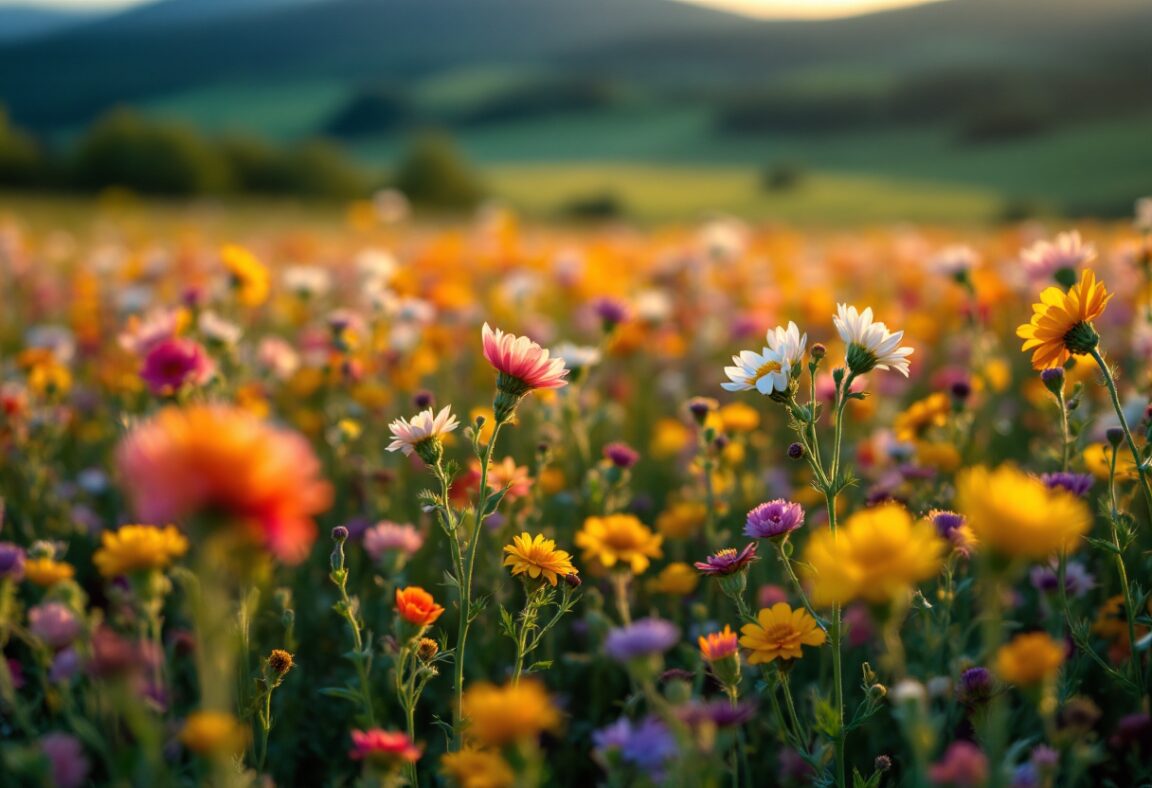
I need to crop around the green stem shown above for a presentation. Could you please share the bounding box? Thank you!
[1106,440,1148,701]
[1089,347,1152,513]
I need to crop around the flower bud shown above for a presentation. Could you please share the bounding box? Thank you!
[266,649,294,678]
[1106,427,1124,448]
[811,343,826,361]
[787,442,805,460]
[1040,367,1065,396]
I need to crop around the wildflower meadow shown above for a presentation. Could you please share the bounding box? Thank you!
[3,199,1152,788]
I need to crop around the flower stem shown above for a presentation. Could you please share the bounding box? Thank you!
[1089,347,1152,513]
[1106,440,1148,701]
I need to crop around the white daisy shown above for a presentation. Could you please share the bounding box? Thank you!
[386,406,460,458]
[552,342,602,372]
[930,245,980,277]
[766,321,807,368]
[833,304,913,377]
[722,346,788,394]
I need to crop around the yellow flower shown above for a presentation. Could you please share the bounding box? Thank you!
[649,562,700,595]
[440,749,515,788]
[717,402,760,433]
[23,558,75,587]
[995,632,1064,686]
[93,524,189,578]
[502,532,577,586]
[914,441,961,472]
[656,501,708,539]
[650,418,691,459]
[1083,443,1139,481]
[28,361,72,397]
[955,465,1092,558]
[179,711,251,756]
[1017,268,1111,369]
[739,603,825,664]
[460,680,561,747]
[221,244,269,307]
[893,392,950,442]
[575,514,663,575]
[803,503,946,607]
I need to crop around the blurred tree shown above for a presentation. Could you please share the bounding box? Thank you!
[72,108,231,195]
[392,130,484,210]
[324,85,416,138]
[0,107,45,187]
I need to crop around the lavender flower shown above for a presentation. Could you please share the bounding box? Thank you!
[604,618,680,662]
[0,542,25,581]
[593,716,678,780]
[957,667,993,707]
[929,510,966,539]
[1030,559,1095,598]
[1040,472,1094,498]
[363,521,424,562]
[744,499,804,539]
[694,543,758,576]
[679,698,757,728]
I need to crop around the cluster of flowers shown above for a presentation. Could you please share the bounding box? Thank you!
[1,198,1152,786]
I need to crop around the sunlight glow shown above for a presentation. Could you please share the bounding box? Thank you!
[682,0,941,19]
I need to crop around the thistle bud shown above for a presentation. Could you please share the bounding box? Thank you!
[266,649,294,678]
[1106,426,1124,448]
[787,442,805,460]
[1040,367,1065,396]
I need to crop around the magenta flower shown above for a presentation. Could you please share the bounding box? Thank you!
[603,441,640,469]
[929,741,988,788]
[694,543,758,576]
[744,500,804,539]
[139,337,215,396]
[40,733,90,788]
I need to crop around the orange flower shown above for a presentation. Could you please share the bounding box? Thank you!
[698,625,739,662]
[115,405,332,564]
[395,586,444,626]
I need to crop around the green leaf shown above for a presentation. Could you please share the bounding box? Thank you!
[529,660,553,672]
[319,687,363,703]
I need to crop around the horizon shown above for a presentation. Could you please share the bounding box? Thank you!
[1,0,941,20]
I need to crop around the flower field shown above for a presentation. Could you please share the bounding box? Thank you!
[2,198,1152,787]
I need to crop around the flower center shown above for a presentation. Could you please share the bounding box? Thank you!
[761,623,795,643]
[746,360,781,386]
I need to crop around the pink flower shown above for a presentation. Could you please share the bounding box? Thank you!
[349,729,422,764]
[29,603,81,651]
[929,741,988,787]
[40,733,90,788]
[363,522,424,562]
[482,323,568,393]
[1019,231,1096,283]
[139,338,215,396]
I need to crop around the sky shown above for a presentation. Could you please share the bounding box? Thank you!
[2,0,939,17]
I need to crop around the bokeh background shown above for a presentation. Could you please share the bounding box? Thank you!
[0,0,1149,223]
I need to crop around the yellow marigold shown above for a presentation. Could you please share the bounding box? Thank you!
[460,680,561,747]
[914,441,961,472]
[502,532,577,586]
[648,562,700,595]
[23,558,75,587]
[955,465,1091,558]
[739,603,825,664]
[802,503,946,607]
[893,392,950,442]
[440,749,515,788]
[656,501,707,539]
[575,514,663,575]
[996,632,1064,686]
[179,711,250,755]
[1017,268,1111,369]
[221,244,269,307]
[93,524,189,578]
[28,361,72,397]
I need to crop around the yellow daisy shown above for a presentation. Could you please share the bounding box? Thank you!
[1017,268,1111,370]
[93,524,189,578]
[739,603,825,664]
[502,532,577,586]
[575,514,663,575]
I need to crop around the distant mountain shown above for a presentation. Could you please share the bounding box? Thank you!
[0,0,745,128]
[0,4,101,43]
[0,0,1147,131]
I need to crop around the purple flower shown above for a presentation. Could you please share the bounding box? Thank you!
[40,733,90,788]
[139,337,215,396]
[593,716,678,779]
[694,543,758,576]
[591,297,631,328]
[744,499,804,539]
[1041,472,1094,498]
[49,648,82,683]
[0,542,26,581]
[679,698,757,728]
[1030,559,1095,598]
[603,442,640,470]
[929,510,966,539]
[28,603,81,651]
[1110,712,1152,750]
[957,667,993,707]
[605,618,680,662]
